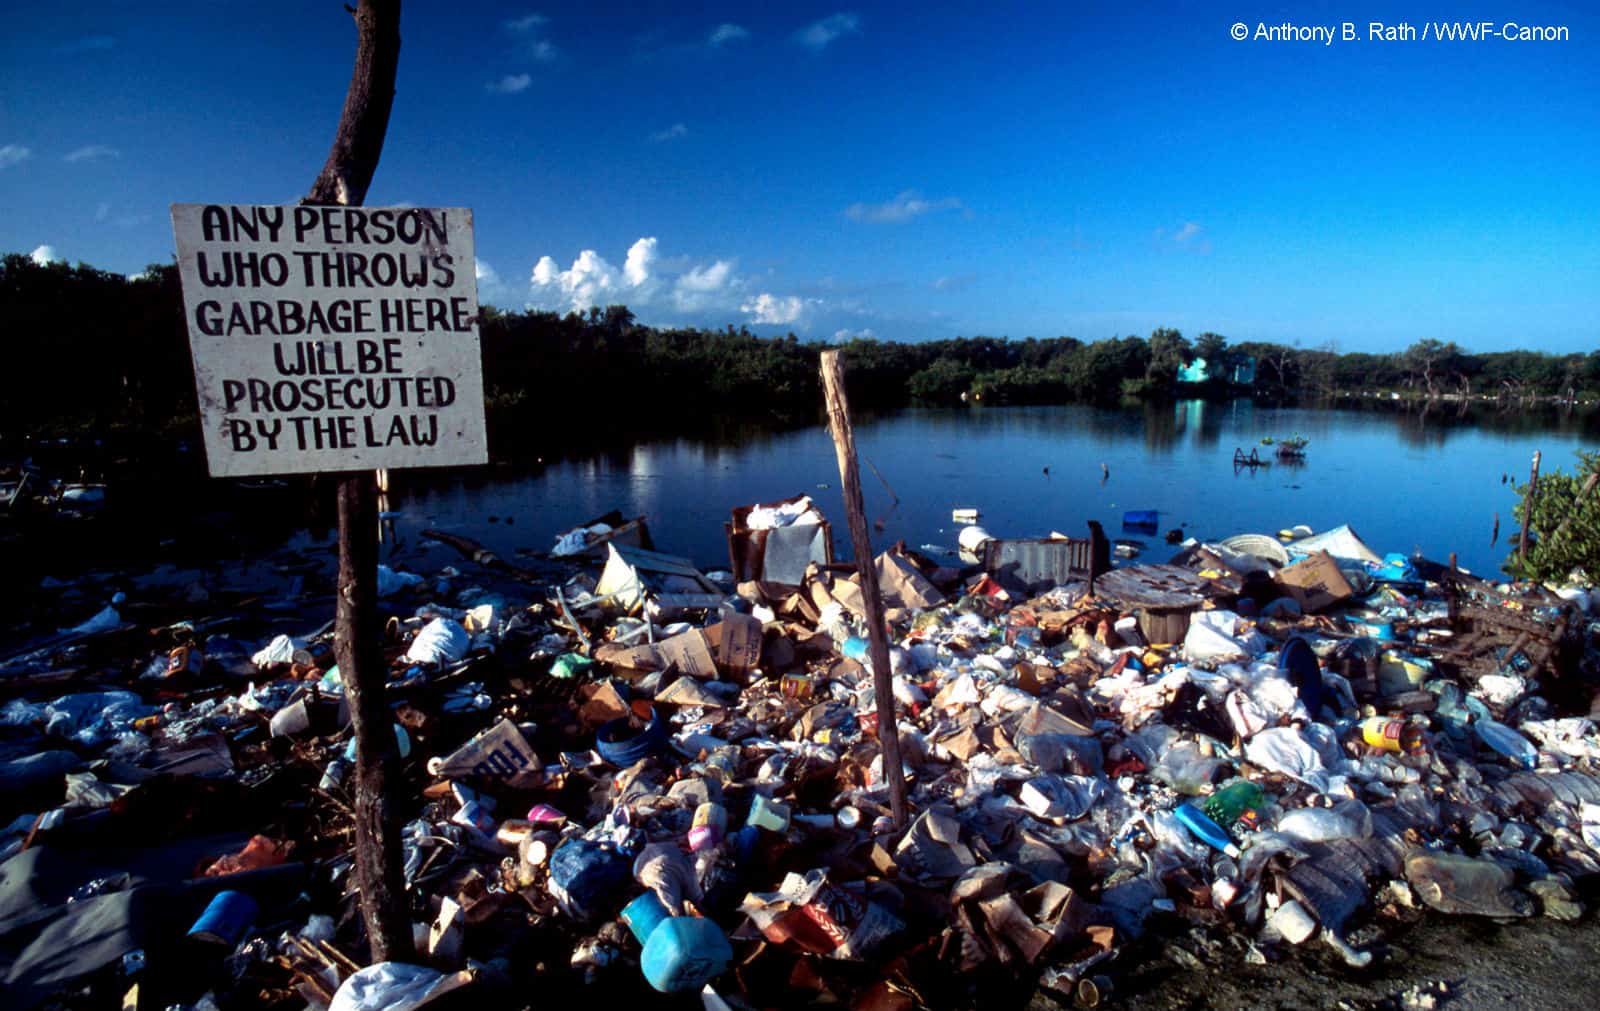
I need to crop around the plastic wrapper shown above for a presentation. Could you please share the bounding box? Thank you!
[405,617,471,665]
[1275,799,1372,842]
[329,963,471,1011]
[1244,726,1330,793]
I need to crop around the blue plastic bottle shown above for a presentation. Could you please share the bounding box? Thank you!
[1173,803,1241,858]
[621,892,732,993]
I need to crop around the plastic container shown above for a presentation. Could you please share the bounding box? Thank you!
[1173,802,1241,858]
[1360,716,1426,754]
[746,794,790,833]
[621,892,733,993]
[1201,779,1265,836]
[595,707,667,766]
[1277,635,1324,714]
[688,802,726,852]
[188,890,258,946]
[1475,719,1539,769]
[1122,510,1159,531]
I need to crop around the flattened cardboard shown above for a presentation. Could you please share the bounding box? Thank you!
[656,676,724,707]
[714,612,764,677]
[1275,550,1354,614]
[578,681,631,727]
[877,551,944,609]
[594,641,664,672]
[657,628,718,679]
[434,719,540,787]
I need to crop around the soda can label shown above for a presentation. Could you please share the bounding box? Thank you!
[1362,718,1405,751]
[167,646,203,676]
[781,674,816,700]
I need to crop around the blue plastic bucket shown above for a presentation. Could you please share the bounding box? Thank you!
[1122,510,1159,531]
[595,707,667,766]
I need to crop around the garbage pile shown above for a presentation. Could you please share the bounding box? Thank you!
[2,503,1599,1010]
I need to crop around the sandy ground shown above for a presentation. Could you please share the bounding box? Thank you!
[1029,909,1599,1011]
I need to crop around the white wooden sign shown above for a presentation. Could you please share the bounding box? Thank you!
[170,203,488,477]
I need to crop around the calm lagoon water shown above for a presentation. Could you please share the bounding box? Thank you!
[384,401,1597,579]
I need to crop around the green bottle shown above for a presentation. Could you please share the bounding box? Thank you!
[1202,779,1266,838]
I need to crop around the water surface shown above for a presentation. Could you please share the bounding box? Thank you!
[384,401,1596,579]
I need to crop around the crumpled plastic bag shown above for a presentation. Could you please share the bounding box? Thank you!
[2,691,156,747]
[1183,610,1266,662]
[633,842,702,915]
[1245,726,1329,793]
[1018,774,1106,820]
[1276,799,1372,842]
[377,564,425,597]
[252,634,299,668]
[405,618,470,665]
[62,603,122,636]
[328,962,472,1011]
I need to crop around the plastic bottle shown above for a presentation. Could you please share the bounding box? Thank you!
[1475,719,1538,769]
[1201,779,1266,837]
[1360,716,1427,755]
[1172,803,1241,858]
[620,892,733,993]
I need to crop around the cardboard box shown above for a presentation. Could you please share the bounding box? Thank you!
[656,627,718,679]
[1275,550,1354,613]
[710,612,763,678]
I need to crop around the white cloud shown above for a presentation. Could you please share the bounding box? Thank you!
[708,23,750,47]
[530,237,821,328]
[623,237,657,287]
[833,327,876,342]
[1154,221,1212,254]
[845,190,962,224]
[64,144,119,163]
[30,245,61,265]
[504,13,558,61]
[650,123,688,142]
[796,12,860,51]
[476,258,518,306]
[93,202,148,228]
[677,260,732,293]
[672,259,734,310]
[931,273,976,292]
[742,293,811,325]
[487,74,532,94]
[505,14,546,32]
[0,144,32,169]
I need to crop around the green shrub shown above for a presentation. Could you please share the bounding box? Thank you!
[1504,449,1600,584]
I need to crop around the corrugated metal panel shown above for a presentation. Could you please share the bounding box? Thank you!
[982,538,1091,592]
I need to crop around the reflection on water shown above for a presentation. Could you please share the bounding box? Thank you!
[385,401,1597,579]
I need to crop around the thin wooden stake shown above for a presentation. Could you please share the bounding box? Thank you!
[1518,450,1541,568]
[819,350,908,828]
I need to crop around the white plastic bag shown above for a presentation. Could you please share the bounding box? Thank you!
[1245,726,1329,793]
[405,618,470,665]
[1183,610,1266,662]
[329,962,469,1011]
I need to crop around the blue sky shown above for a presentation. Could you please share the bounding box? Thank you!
[2,2,1596,352]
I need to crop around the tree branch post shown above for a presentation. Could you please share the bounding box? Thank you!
[819,350,909,828]
[309,0,413,964]
[1518,449,1541,570]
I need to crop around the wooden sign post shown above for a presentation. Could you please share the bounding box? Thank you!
[166,0,483,964]
[819,350,908,828]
